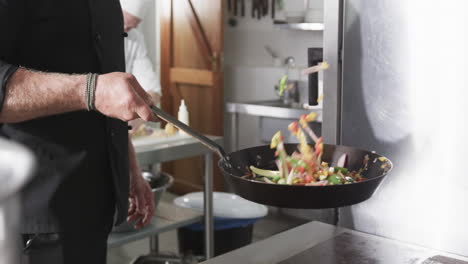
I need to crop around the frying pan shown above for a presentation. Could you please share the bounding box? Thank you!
[151,107,392,209]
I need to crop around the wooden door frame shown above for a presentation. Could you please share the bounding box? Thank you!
[161,0,224,134]
[160,0,224,193]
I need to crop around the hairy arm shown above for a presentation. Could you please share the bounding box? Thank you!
[0,0,156,124]
[0,68,86,123]
[127,135,155,228]
[0,67,157,124]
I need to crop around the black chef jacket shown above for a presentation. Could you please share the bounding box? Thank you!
[0,0,130,233]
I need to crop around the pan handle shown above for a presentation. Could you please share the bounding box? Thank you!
[151,106,227,160]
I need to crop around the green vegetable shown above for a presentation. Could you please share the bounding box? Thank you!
[334,167,349,174]
[328,174,343,185]
[263,177,275,184]
[250,166,281,179]
[286,157,307,168]
[277,178,286,185]
[278,75,288,96]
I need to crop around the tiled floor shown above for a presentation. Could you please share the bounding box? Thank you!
[107,193,307,264]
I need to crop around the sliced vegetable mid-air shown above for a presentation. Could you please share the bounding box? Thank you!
[248,112,366,186]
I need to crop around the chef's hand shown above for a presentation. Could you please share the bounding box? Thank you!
[123,10,142,32]
[128,118,146,135]
[128,172,155,229]
[127,135,155,228]
[94,72,158,123]
[128,92,161,134]
[127,172,154,228]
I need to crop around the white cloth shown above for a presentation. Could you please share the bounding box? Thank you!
[120,0,151,19]
[124,29,161,94]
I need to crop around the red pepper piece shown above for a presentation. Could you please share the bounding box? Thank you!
[296,166,305,174]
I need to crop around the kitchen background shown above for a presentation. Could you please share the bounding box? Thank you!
[141,0,332,222]
[138,0,468,258]
[106,2,328,262]
[139,0,329,221]
[223,0,323,151]
[3,0,468,262]
[140,0,323,149]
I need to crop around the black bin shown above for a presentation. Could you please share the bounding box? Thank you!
[177,218,257,257]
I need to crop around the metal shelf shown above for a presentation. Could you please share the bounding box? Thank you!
[109,135,223,259]
[273,21,324,31]
[108,202,202,248]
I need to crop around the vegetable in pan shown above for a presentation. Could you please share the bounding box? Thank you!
[249,112,367,186]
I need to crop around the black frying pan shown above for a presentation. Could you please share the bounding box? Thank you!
[151,107,392,209]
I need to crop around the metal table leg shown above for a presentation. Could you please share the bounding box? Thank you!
[204,153,214,259]
[230,113,239,152]
[149,235,159,254]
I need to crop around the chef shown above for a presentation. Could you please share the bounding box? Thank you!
[121,0,162,132]
[0,1,156,263]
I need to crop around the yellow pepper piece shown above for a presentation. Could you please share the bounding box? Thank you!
[317,94,324,103]
[305,112,318,122]
[299,112,318,128]
[321,61,329,70]
[270,131,283,149]
[378,157,387,162]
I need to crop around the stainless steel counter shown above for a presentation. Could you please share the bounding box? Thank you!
[108,202,202,248]
[226,100,322,121]
[134,135,223,166]
[202,221,468,264]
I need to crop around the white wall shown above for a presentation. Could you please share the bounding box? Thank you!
[139,0,160,80]
[224,0,323,68]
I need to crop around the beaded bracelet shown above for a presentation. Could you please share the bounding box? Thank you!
[85,73,98,111]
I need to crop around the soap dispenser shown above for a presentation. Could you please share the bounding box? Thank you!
[178,99,189,136]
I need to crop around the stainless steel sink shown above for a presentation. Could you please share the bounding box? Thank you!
[226,100,322,119]
[243,100,311,110]
[252,100,294,107]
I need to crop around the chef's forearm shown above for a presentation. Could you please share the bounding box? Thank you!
[128,135,141,178]
[0,68,86,123]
